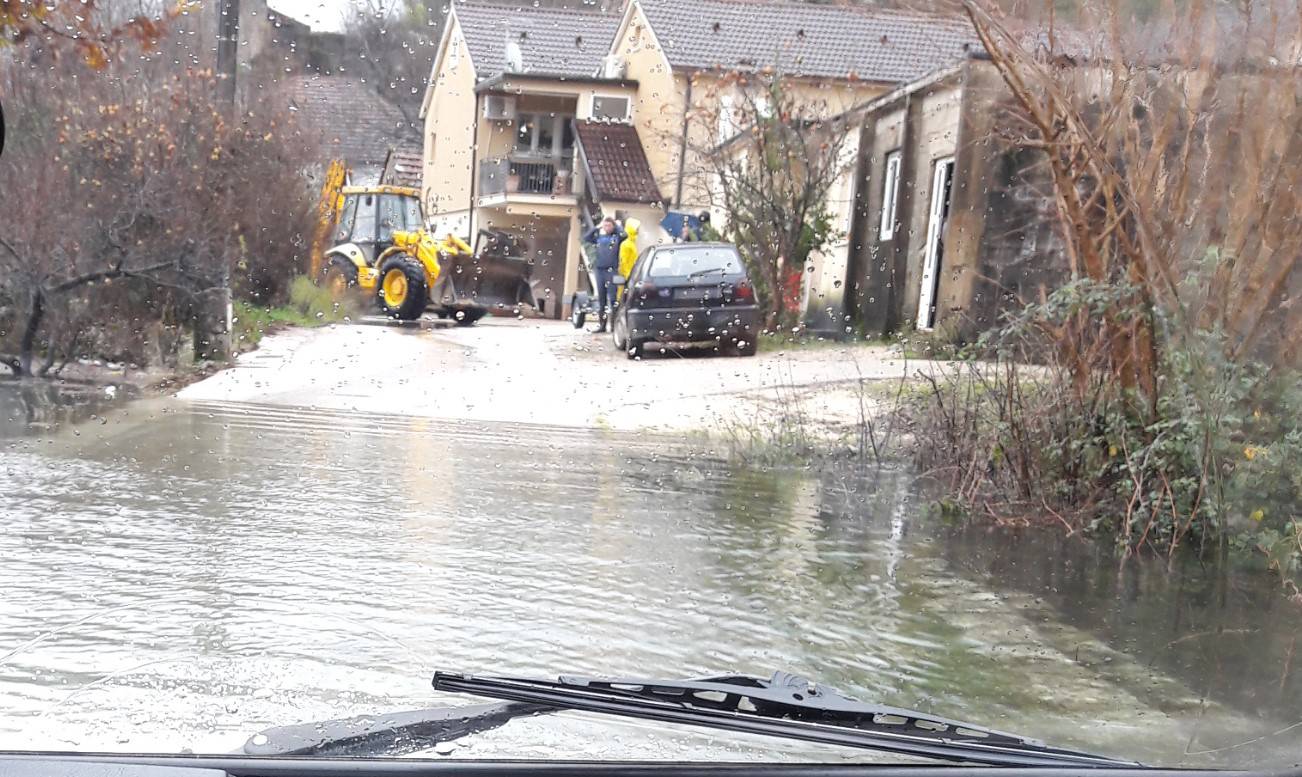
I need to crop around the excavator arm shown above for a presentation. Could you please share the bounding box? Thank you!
[310,159,349,279]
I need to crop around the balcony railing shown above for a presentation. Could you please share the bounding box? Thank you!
[479,156,575,198]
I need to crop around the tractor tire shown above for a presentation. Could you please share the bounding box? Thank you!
[453,308,486,327]
[376,255,428,321]
[320,256,359,300]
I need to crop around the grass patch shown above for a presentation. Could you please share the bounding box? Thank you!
[757,329,892,353]
[233,276,351,349]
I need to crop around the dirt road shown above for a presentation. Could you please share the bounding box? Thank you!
[178,318,919,435]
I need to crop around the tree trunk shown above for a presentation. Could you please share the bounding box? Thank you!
[192,285,233,362]
[16,289,45,378]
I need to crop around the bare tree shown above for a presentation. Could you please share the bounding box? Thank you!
[951,0,1301,412]
[344,0,442,131]
[0,31,319,376]
[689,72,856,330]
[911,0,1301,561]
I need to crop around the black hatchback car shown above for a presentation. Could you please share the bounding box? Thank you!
[611,242,760,359]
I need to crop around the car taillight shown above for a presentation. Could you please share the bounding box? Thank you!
[733,281,755,301]
[636,282,658,305]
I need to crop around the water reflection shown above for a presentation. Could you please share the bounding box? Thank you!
[0,401,1295,768]
[936,521,1302,721]
[0,380,134,439]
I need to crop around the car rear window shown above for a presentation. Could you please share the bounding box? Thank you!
[647,247,744,278]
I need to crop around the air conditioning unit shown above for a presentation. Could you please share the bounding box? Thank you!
[600,54,626,79]
[483,95,517,121]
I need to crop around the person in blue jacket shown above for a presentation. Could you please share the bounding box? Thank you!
[582,216,626,332]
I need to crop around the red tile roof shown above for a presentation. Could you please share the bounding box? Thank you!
[574,121,662,205]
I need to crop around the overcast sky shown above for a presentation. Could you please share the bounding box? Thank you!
[267,0,353,33]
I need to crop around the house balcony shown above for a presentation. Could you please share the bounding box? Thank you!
[477,156,580,210]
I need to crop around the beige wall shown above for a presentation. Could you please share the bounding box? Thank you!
[803,129,864,332]
[613,3,684,204]
[422,19,477,225]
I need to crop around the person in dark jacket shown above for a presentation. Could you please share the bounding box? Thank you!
[582,216,626,332]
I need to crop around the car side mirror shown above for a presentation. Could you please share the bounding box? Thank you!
[612,275,627,286]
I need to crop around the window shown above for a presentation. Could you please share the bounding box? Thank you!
[335,194,358,242]
[352,193,377,243]
[377,194,407,242]
[648,246,743,277]
[879,150,902,240]
[537,116,556,156]
[514,114,536,153]
[718,93,736,143]
[590,95,630,122]
[402,197,422,230]
[514,113,574,157]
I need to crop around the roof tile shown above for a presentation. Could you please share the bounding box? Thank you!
[454,2,622,79]
[574,120,663,204]
[640,0,981,83]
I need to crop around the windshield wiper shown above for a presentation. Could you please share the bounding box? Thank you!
[244,670,1142,769]
[433,671,1141,769]
[242,701,549,757]
[686,267,727,278]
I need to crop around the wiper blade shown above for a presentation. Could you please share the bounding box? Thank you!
[242,701,548,757]
[432,670,1143,769]
[686,267,727,278]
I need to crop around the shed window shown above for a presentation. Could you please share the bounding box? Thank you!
[879,150,902,240]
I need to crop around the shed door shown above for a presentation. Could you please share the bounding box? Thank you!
[917,157,955,331]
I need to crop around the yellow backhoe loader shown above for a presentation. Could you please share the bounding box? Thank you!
[312,166,538,323]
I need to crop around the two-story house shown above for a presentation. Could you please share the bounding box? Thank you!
[419,3,664,319]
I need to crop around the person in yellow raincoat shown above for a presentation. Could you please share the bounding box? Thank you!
[616,217,640,302]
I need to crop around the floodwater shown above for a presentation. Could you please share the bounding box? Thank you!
[0,396,1298,767]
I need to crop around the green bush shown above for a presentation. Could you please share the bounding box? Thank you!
[909,276,1300,590]
[232,275,352,350]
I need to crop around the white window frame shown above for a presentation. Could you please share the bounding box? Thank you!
[916,156,956,331]
[878,150,902,241]
[514,113,575,158]
[589,94,631,123]
[718,93,736,144]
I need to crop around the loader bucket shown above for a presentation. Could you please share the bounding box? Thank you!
[429,229,538,312]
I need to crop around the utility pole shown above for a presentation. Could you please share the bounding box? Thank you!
[202,0,240,362]
[215,0,241,107]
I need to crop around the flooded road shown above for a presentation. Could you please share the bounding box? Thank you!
[0,397,1298,767]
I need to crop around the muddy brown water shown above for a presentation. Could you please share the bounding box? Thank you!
[0,394,1297,767]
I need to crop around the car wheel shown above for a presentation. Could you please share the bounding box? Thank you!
[733,335,758,357]
[571,296,586,329]
[612,312,628,350]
